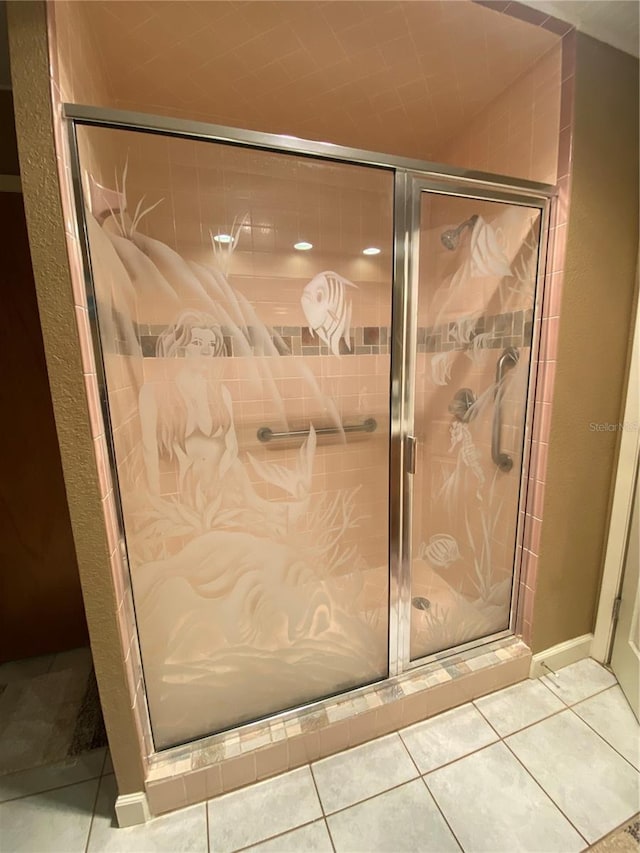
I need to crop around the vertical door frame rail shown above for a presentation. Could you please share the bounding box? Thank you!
[63,103,553,751]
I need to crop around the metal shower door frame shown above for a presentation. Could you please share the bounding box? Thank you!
[395,173,551,672]
[63,103,552,750]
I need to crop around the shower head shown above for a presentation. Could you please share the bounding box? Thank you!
[441,214,479,251]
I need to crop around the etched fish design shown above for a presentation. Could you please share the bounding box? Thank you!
[470,216,512,278]
[301,271,356,356]
[431,351,453,386]
[419,535,461,568]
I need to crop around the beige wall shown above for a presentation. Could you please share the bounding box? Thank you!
[7,1,146,793]
[532,34,639,653]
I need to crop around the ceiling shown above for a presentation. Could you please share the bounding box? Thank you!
[1,1,638,96]
[522,1,639,58]
[69,0,559,161]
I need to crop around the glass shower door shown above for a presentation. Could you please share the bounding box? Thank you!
[72,123,394,749]
[407,189,542,662]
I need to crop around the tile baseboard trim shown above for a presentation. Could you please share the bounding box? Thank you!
[529,633,593,678]
[115,791,151,827]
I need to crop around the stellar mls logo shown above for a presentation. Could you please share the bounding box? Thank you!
[589,422,640,432]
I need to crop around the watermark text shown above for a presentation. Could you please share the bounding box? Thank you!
[589,422,639,432]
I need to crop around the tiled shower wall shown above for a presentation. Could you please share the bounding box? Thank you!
[516,30,575,643]
[47,1,155,766]
[437,41,563,184]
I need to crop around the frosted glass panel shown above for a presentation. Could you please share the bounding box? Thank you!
[76,126,393,748]
[410,193,540,660]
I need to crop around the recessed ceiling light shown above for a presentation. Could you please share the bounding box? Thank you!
[213,233,233,244]
[294,241,313,251]
[363,247,381,256]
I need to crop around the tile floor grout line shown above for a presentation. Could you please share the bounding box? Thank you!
[301,770,428,821]
[396,727,465,852]
[539,676,618,710]
[323,814,337,853]
[500,736,590,848]
[472,689,575,739]
[401,679,629,851]
[308,763,328,818]
[225,817,327,853]
[469,703,506,742]
[472,692,566,738]
[205,795,211,853]
[418,776,464,853]
[308,760,338,853]
[302,729,504,828]
[398,721,499,778]
[569,683,626,706]
[520,672,638,846]
[0,769,105,804]
[84,770,103,853]
[567,704,640,773]
[305,733,420,814]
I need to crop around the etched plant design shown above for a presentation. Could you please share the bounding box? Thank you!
[105,159,165,239]
[210,214,249,276]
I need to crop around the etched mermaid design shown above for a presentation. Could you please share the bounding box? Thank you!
[138,313,232,495]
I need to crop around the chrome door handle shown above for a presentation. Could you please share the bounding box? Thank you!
[405,435,417,474]
[492,347,519,472]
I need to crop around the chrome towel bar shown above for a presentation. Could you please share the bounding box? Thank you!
[257,417,377,444]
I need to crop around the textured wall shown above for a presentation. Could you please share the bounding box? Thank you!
[6,1,145,793]
[532,34,639,653]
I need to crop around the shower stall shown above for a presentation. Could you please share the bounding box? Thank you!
[65,105,549,753]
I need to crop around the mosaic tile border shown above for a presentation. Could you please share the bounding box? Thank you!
[146,634,528,781]
[133,324,392,357]
[417,308,534,353]
[121,309,533,359]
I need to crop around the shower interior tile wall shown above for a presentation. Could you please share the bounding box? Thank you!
[51,0,563,179]
[440,42,562,184]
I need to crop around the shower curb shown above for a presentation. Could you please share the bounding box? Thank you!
[144,636,531,817]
